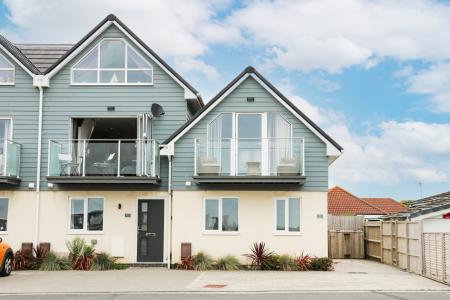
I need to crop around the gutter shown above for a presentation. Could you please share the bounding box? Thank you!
[167,154,173,269]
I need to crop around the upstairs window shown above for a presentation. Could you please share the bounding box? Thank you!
[0,53,14,85]
[71,39,153,85]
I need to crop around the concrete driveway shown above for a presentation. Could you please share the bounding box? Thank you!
[0,260,447,295]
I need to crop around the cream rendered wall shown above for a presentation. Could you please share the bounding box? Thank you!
[0,191,37,249]
[171,190,328,263]
[2,190,170,263]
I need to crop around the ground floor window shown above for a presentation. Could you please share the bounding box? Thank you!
[275,197,300,233]
[0,198,8,232]
[204,197,239,232]
[70,197,104,232]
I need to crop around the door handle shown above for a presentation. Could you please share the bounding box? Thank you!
[146,232,156,237]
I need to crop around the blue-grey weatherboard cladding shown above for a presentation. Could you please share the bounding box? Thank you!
[172,76,329,192]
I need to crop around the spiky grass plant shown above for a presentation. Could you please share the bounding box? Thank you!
[39,252,70,271]
[216,255,240,271]
[192,252,215,271]
[243,242,274,270]
[277,254,299,271]
[91,252,117,271]
[66,237,95,270]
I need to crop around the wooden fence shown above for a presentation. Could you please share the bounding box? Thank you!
[365,221,421,274]
[423,233,450,284]
[328,216,364,259]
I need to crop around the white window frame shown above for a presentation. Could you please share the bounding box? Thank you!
[68,197,105,234]
[0,118,13,176]
[0,52,15,86]
[273,197,301,235]
[203,197,239,235]
[70,38,153,86]
[0,197,9,233]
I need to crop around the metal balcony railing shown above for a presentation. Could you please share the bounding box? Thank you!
[48,139,159,178]
[194,138,305,177]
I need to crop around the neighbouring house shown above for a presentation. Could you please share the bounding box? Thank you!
[384,191,450,233]
[328,186,408,219]
[0,14,342,265]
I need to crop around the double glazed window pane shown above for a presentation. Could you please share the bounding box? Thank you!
[71,198,104,231]
[0,70,14,84]
[0,198,8,231]
[276,200,285,231]
[88,198,103,231]
[205,198,239,232]
[205,199,219,230]
[100,40,125,68]
[276,198,300,232]
[222,198,238,231]
[127,70,152,83]
[288,198,300,232]
[99,70,125,83]
[71,199,84,230]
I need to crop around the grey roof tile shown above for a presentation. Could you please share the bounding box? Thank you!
[14,44,73,73]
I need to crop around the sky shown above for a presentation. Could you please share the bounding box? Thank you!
[1,0,450,200]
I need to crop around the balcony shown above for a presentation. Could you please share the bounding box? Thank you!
[0,140,21,185]
[193,138,305,185]
[47,139,160,184]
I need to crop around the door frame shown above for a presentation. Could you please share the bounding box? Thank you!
[234,112,268,176]
[135,197,168,264]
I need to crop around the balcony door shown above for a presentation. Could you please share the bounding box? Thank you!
[236,113,267,176]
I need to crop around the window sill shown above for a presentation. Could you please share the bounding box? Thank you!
[273,231,302,236]
[202,231,240,236]
[0,83,14,86]
[0,232,8,235]
[70,83,153,86]
[67,231,104,235]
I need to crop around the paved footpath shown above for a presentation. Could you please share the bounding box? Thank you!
[0,260,448,296]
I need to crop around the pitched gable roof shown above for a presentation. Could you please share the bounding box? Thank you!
[361,198,408,214]
[0,35,41,75]
[42,14,202,105]
[328,186,386,215]
[162,66,343,154]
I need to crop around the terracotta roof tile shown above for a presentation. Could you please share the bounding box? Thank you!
[361,198,409,214]
[328,186,385,215]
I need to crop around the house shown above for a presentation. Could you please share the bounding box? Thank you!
[384,191,450,233]
[0,14,342,264]
[328,186,407,219]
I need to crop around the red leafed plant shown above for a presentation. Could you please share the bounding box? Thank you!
[13,250,34,270]
[295,252,312,271]
[177,256,194,270]
[32,245,49,269]
[243,242,274,270]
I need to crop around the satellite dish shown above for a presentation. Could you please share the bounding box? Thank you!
[151,103,165,117]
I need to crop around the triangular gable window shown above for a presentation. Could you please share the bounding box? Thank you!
[72,39,153,85]
[0,53,15,85]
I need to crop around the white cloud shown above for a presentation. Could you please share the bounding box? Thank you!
[406,62,450,112]
[329,121,450,185]
[226,0,450,73]
[1,0,239,80]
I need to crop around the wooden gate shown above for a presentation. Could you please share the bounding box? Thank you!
[423,233,450,284]
[328,216,364,259]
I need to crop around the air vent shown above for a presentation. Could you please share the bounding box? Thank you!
[247,97,255,103]
[107,106,115,111]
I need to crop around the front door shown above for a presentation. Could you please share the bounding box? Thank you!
[137,199,164,262]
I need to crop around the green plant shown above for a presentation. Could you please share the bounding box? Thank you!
[39,252,70,271]
[66,237,95,270]
[243,242,274,270]
[295,252,312,271]
[277,254,299,271]
[192,252,215,271]
[31,245,49,270]
[113,263,128,270]
[216,255,240,271]
[177,256,194,270]
[309,257,334,271]
[91,252,117,271]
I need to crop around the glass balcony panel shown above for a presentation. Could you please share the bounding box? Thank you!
[48,139,159,178]
[0,140,21,177]
[194,138,304,177]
